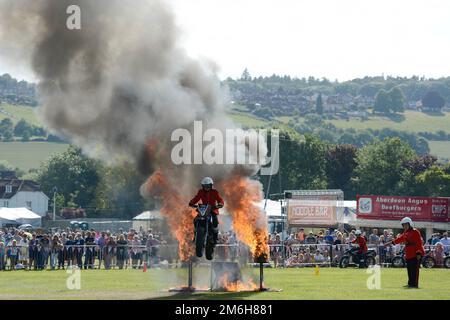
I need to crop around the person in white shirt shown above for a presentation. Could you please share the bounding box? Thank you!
[313,250,325,263]
[18,234,29,267]
[440,232,450,254]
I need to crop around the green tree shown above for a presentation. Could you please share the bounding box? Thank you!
[338,132,356,145]
[421,91,445,111]
[415,166,450,197]
[32,125,47,137]
[94,163,147,218]
[316,128,336,143]
[359,82,384,97]
[389,86,405,113]
[354,131,374,146]
[0,160,14,172]
[397,155,437,195]
[373,87,405,114]
[325,144,358,198]
[51,193,66,215]
[316,93,324,115]
[13,119,32,137]
[240,68,252,81]
[353,137,416,195]
[0,118,14,141]
[373,89,389,113]
[21,129,31,142]
[259,132,328,195]
[304,114,324,126]
[36,146,102,212]
[66,191,80,208]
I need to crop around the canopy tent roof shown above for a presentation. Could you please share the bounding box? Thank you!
[133,210,163,221]
[0,207,42,227]
[257,199,282,216]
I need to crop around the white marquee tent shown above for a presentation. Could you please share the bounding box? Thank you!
[257,199,282,216]
[0,207,42,227]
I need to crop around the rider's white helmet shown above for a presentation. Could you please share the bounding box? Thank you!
[355,230,362,236]
[201,177,214,186]
[400,217,413,227]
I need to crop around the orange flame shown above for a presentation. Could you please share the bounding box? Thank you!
[143,141,268,263]
[217,273,258,292]
[220,174,269,260]
[145,169,196,261]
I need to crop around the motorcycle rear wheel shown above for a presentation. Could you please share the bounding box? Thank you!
[195,226,206,258]
[365,256,376,267]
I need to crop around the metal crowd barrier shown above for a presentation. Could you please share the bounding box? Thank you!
[0,242,449,270]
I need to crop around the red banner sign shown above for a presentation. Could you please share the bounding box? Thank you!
[357,195,449,222]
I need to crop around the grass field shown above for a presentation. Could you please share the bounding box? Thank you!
[228,112,269,128]
[428,141,450,162]
[0,103,40,125]
[0,142,69,170]
[326,110,450,134]
[0,268,449,300]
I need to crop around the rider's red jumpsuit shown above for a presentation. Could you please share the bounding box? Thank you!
[189,189,224,216]
[189,189,224,242]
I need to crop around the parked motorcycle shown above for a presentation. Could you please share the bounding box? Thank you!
[391,247,436,268]
[444,254,450,269]
[338,246,377,268]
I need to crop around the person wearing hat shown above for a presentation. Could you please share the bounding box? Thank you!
[385,217,425,288]
[189,177,224,245]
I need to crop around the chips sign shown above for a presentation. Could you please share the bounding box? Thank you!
[357,195,449,222]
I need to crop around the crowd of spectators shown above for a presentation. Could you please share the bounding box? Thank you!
[1,226,448,270]
[0,226,166,271]
[268,228,450,268]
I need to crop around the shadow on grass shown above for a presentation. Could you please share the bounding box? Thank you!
[385,113,405,122]
[150,291,263,300]
[422,110,445,117]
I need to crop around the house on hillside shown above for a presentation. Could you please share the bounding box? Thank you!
[325,95,345,113]
[0,178,49,217]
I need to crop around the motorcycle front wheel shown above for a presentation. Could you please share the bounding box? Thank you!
[391,256,405,268]
[339,256,350,268]
[422,256,435,268]
[444,256,450,269]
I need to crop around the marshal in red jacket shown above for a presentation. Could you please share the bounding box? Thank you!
[189,189,224,215]
[393,228,425,260]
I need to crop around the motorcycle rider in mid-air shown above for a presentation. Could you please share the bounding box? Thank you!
[351,230,368,268]
[189,177,224,244]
